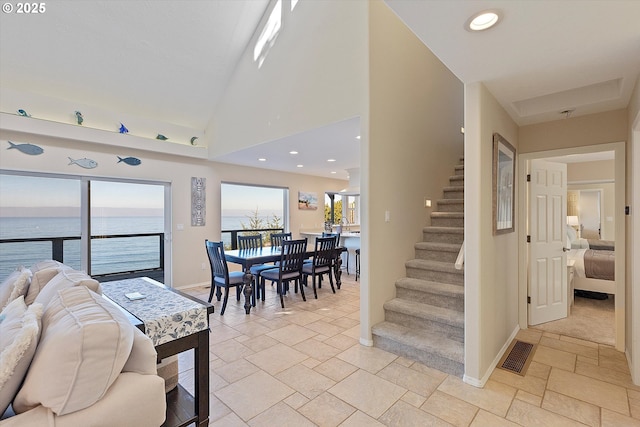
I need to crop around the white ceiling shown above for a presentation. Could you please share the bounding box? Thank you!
[1,1,638,178]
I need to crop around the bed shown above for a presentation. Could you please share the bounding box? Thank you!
[566,225,616,295]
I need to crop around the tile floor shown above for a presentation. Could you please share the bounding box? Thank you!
[178,275,640,426]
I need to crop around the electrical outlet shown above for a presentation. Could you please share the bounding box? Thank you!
[425,199,432,208]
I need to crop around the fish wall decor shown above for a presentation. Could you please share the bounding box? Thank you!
[190,136,198,146]
[17,109,31,117]
[156,134,168,140]
[75,111,84,125]
[68,157,97,169]
[119,123,129,134]
[117,156,141,166]
[7,141,43,155]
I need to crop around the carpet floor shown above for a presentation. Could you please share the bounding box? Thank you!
[532,294,615,346]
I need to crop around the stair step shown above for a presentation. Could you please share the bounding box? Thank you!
[423,226,464,244]
[430,212,464,227]
[405,259,464,285]
[415,241,460,262]
[383,298,464,339]
[372,321,464,377]
[454,165,464,176]
[396,277,464,311]
[436,199,464,212]
[443,186,464,199]
[449,175,464,186]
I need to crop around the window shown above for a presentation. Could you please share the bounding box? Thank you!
[0,173,81,278]
[0,171,170,283]
[221,183,288,248]
[253,0,282,68]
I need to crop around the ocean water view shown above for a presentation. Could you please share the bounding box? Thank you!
[0,215,281,280]
[0,216,164,280]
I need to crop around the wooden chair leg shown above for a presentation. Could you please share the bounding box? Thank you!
[221,286,230,315]
[328,271,336,293]
[299,278,306,301]
[312,274,318,299]
[208,283,216,303]
[278,281,285,308]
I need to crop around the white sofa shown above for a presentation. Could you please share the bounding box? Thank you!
[0,261,166,426]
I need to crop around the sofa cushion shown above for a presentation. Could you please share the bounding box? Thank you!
[121,327,158,376]
[0,267,32,311]
[24,267,61,305]
[0,296,43,416]
[29,259,64,273]
[13,286,134,416]
[33,268,101,307]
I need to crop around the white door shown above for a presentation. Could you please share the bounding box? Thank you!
[529,159,568,325]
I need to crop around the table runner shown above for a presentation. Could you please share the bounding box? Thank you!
[101,278,208,346]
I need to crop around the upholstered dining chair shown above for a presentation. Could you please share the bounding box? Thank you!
[238,234,273,305]
[302,236,336,298]
[205,240,244,315]
[260,238,308,308]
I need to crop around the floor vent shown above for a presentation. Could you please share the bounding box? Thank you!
[497,340,536,376]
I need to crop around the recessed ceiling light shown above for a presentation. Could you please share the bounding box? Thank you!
[289,150,298,155]
[330,171,336,174]
[296,164,303,168]
[327,158,336,162]
[258,158,267,162]
[466,10,501,31]
[355,135,361,140]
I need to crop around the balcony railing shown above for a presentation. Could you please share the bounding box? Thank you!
[0,233,164,282]
[221,228,285,250]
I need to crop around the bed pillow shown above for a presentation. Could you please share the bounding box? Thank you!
[0,296,43,416]
[0,267,32,311]
[33,269,101,307]
[13,286,134,416]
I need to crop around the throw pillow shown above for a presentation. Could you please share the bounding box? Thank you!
[13,286,134,416]
[0,296,44,416]
[0,267,32,311]
[24,267,61,305]
[33,268,101,307]
[29,259,63,274]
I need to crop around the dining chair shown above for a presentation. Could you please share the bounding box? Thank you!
[238,234,273,305]
[260,238,308,308]
[323,231,348,274]
[205,240,244,315]
[302,236,336,298]
[270,232,292,247]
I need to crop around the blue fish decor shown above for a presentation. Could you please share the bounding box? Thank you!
[68,157,97,169]
[75,111,84,125]
[119,123,129,134]
[190,136,198,146]
[156,134,168,140]
[7,141,43,155]
[117,156,141,166]
[17,109,31,117]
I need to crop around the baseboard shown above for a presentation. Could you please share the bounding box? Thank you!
[174,281,210,291]
[360,337,373,346]
[626,348,640,386]
[463,325,520,388]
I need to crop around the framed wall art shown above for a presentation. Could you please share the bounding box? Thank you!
[493,133,516,235]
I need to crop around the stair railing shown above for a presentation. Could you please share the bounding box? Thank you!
[455,240,464,270]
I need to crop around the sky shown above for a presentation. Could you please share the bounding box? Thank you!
[221,183,285,216]
[0,174,164,214]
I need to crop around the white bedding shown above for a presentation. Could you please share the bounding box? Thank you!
[567,249,587,278]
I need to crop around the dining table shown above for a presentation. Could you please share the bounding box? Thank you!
[224,245,346,314]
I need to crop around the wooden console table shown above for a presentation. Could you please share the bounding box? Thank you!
[101,277,213,427]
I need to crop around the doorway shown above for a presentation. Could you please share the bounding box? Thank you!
[517,142,626,351]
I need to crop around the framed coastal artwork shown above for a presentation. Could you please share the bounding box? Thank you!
[493,133,516,235]
[298,191,318,210]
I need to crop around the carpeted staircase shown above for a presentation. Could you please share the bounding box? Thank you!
[372,158,465,377]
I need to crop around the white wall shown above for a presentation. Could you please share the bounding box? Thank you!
[464,82,520,385]
[627,74,640,384]
[364,1,464,343]
[0,127,346,290]
[210,0,368,157]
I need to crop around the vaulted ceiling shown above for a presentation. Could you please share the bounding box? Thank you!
[1,1,638,177]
